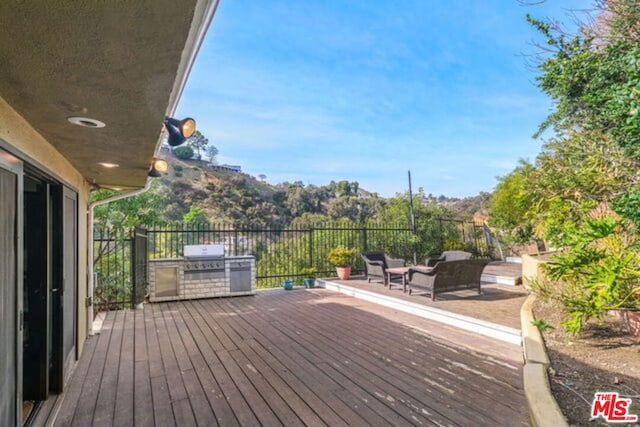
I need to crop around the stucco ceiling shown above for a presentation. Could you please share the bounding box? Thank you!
[0,0,215,189]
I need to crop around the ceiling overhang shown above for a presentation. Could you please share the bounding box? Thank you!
[0,0,218,189]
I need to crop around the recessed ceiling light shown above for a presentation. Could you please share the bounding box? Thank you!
[99,162,119,168]
[68,116,106,128]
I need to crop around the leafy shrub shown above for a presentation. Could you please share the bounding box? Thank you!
[299,267,317,278]
[173,146,194,160]
[531,319,555,332]
[326,246,357,267]
[536,203,640,334]
[444,239,465,251]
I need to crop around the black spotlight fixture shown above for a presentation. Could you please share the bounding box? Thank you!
[164,116,196,146]
[148,158,169,177]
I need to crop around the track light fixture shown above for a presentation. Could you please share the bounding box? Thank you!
[148,158,169,177]
[164,116,196,146]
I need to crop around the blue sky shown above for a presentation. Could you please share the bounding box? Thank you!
[176,0,590,198]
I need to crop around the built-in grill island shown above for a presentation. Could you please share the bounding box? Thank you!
[149,244,255,302]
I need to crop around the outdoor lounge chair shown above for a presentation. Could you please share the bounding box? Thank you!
[361,251,406,285]
[407,258,490,300]
[424,250,473,267]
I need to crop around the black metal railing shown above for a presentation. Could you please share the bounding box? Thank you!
[93,227,134,312]
[93,218,491,311]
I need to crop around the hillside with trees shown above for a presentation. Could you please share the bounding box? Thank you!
[94,133,489,229]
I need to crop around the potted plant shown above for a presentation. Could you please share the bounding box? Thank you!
[282,279,294,290]
[299,267,317,288]
[326,246,357,280]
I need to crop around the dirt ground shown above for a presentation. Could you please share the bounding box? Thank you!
[533,299,640,426]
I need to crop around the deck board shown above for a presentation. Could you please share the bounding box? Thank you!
[93,309,126,426]
[39,325,98,427]
[153,303,188,403]
[70,308,115,426]
[281,290,524,418]
[114,310,135,426]
[149,375,174,427]
[265,292,521,417]
[50,289,529,426]
[133,309,154,427]
[213,299,364,426]
[249,296,460,425]
[186,301,260,426]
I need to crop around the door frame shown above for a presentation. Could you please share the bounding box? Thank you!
[49,185,78,393]
[0,148,24,427]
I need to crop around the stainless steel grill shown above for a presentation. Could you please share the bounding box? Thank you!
[183,244,225,280]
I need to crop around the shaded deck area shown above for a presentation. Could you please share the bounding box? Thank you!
[40,289,528,426]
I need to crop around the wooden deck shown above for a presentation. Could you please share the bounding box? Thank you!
[39,289,529,426]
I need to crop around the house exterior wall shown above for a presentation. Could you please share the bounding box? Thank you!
[0,95,90,353]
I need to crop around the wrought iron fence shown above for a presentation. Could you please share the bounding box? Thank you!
[93,218,491,311]
[93,227,134,312]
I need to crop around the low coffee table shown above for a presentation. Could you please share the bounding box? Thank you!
[385,266,432,292]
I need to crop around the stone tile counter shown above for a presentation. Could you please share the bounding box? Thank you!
[149,256,255,302]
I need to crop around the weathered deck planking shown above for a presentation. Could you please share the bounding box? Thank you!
[186,301,260,426]
[50,289,528,426]
[229,295,470,425]
[206,299,366,425]
[275,290,524,423]
[114,310,135,426]
[211,298,421,425]
[69,308,115,426]
[133,308,154,427]
[252,293,508,425]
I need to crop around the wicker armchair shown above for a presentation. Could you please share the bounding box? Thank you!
[361,251,406,285]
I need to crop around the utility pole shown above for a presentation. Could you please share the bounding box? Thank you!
[408,170,417,264]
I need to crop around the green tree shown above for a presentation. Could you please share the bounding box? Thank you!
[528,8,640,158]
[91,183,167,279]
[92,182,166,229]
[490,160,535,232]
[331,180,359,197]
[378,190,461,257]
[186,130,208,161]
[530,132,637,245]
[284,185,313,217]
[206,144,219,163]
[173,145,194,160]
[183,206,208,224]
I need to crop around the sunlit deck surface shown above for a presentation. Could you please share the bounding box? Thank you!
[328,275,529,330]
[39,289,529,426]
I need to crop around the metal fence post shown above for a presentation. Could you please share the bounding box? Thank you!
[308,226,314,268]
[361,226,368,253]
[130,228,136,308]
